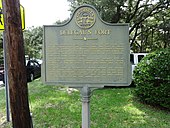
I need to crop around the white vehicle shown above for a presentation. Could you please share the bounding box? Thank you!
[130,53,148,79]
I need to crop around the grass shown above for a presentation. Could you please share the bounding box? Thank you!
[0,79,170,128]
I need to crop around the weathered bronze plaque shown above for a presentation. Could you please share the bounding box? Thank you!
[42,5,131,87]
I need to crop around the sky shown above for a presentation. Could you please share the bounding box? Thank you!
[20,0,71,28]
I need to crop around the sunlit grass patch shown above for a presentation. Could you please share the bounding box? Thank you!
[0,79,170,128]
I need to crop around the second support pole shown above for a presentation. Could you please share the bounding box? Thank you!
[81,85,91,128]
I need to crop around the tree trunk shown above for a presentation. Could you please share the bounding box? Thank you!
[2,0,32,128]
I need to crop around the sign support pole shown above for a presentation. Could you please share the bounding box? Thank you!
[3,32,10,122]
[81,85,91,128]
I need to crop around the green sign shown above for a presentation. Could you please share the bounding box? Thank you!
[42,5,131,87]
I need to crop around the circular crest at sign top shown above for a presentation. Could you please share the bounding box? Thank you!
[76,7,96,29]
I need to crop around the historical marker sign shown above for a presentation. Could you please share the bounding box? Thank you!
[42,5,131,87]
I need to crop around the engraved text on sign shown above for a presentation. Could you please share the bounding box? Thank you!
[42,5,131,87]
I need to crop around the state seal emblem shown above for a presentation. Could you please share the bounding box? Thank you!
[76,7,96,29]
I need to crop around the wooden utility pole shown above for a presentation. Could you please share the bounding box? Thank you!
[2,0,32,128]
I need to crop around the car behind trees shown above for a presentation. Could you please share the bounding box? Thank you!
[1,59,41,83]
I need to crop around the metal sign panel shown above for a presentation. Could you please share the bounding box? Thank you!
[0,0,25,30]
[42,5,131,87]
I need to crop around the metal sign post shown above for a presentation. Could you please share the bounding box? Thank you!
[3,32,10,122]
[81,86,92,128]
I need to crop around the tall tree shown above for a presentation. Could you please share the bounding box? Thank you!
[68,0,170,52]
[2,0,32,128]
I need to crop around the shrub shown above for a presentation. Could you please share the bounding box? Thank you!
[133,48,170,109]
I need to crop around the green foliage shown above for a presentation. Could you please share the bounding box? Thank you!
[133,48,170,109]
[0,27,43,62]
[54,18,70,25]
[23,26,43,59]
[68,0,170,52]
[1,80,170,127]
